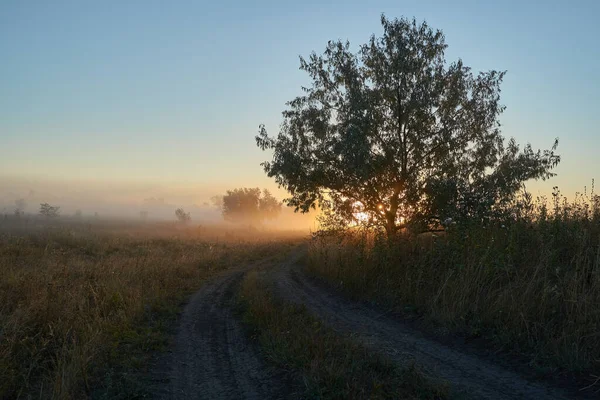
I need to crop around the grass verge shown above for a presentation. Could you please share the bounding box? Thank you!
[237,269,449,399]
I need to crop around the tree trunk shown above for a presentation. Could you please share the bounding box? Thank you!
[385,212,397,238]
[386,184,402,239]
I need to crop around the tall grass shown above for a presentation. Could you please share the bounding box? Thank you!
[0,225,296,399]
[308,190,600,380]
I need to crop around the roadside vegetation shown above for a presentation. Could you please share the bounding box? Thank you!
[0,220,300,399]
[307,190,600,389]
[238,269,449,399]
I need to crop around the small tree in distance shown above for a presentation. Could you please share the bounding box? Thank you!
[220,188,282,226]
[256,15,560,236]
[14,199,26,217]
[175,208,191,224]
[40,203,60,218]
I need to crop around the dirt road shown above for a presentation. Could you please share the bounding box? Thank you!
[271,254,574,400]
[150,264,292,400]
[150,249,585,399]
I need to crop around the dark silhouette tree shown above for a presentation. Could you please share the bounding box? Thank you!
[256,15,560,236]
[221,188,282,225]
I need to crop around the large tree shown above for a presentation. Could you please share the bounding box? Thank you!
[256,15,560,236]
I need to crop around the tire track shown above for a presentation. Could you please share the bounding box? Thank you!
[271,254,573,400]
[151,264,290,400]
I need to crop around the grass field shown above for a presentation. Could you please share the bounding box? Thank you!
[0,219,301,399]
[307,193,600,387]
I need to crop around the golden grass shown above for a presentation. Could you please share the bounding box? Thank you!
[0,224,299,399]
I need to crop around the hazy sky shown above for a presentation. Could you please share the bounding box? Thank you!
[1,0,599,204]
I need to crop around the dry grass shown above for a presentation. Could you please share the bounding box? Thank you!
[237,269,449,399]
[0,222,300,399]
[307,194,600,385]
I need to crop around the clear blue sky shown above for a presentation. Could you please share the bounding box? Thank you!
[1,0,599,200]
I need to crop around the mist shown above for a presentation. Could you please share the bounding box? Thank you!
[0,175,318,231]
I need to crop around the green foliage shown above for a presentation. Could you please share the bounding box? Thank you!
[257,15,559,235]
[221,187,282,225]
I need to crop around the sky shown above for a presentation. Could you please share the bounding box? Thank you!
[1,0,599,216]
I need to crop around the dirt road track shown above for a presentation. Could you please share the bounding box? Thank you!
[149,249,587,400]
[150,264,292,400]
[271,255,574,400]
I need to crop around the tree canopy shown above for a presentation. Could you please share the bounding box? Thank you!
[256,15,560,235]
[220,188,282,225]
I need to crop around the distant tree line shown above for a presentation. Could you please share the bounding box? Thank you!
[212,188,282,226]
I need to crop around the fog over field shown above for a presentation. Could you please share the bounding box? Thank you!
[0,175,317,229]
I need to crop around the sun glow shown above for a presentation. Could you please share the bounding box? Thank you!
[351,201,370,225]
[353,211,370,223]
[351,201,405,227]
